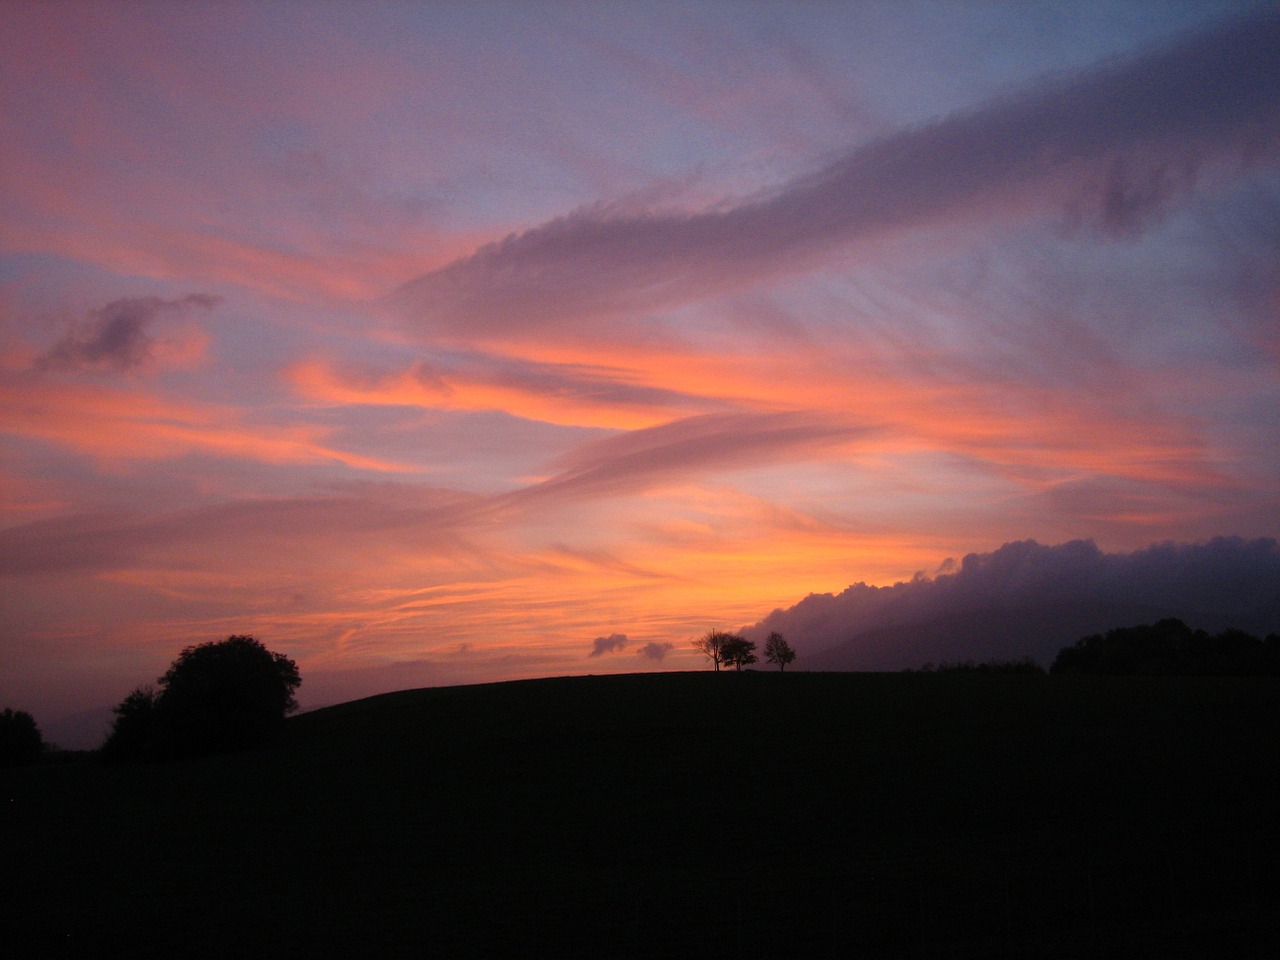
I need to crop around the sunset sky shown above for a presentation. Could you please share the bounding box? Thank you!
[3,1,1279,744]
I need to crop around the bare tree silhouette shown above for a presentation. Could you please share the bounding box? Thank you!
[692,630,735,671]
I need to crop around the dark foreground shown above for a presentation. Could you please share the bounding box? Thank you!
[5,671,1279,958]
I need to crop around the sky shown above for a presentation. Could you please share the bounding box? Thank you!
[3,1,1279,746]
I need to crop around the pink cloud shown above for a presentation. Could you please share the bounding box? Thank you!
[0,6,489,304]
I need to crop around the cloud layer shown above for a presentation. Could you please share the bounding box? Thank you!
[745,537,1280,669]
[3,4,1278,748]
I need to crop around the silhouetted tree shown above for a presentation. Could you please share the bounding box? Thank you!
[158,635,300,752]
[721,635,757,671]
[103,635,301,760]
[0,708,43,765]
[693,629,735,671]
[763,632,797,671]
[101,685,161,761]
[1050,619,1280,676]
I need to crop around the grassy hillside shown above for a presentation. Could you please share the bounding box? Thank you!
[6,671,1280,958]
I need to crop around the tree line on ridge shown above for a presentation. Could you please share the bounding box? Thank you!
[4,618,1279,765]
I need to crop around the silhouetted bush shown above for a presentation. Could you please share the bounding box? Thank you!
[100,686,161,762]
[1050,619,1280,676]
[0,707,43,765]
[103,635,301,761]
[909,657,1046,675]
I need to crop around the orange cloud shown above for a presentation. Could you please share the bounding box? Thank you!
[495,335,1223,496]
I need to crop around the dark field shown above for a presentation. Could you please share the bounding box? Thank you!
[5,671,1280,958]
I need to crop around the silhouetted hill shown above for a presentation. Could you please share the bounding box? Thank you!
[7,672,1280,959]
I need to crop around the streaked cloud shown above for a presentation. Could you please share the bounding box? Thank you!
[503,412,872,508]
[289,352,707,430]
[0,486,479,579]
[395,9,1280,340]
[0,374,409,470]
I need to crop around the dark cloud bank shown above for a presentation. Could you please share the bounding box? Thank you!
[743,537,1280,671]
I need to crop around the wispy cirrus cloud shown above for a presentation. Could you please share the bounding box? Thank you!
[395,9,1280,340]
[0,485,481,579]
[288,352,711,430]
[502,411,872,508]
[0,374,409,471]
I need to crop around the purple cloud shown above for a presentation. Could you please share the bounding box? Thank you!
[34,294,221,372]
[637,641,673,661]
[589,633,629,657]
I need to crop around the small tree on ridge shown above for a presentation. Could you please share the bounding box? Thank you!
[721,635,758,671]
[764,632,796,671]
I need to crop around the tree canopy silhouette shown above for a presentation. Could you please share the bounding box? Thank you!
[721,635,757,671]
[0,708,43,765]
[103,635,301,760]
[1050,619,1280,676]
[102,685,161,761]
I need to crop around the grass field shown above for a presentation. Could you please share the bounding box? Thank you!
[5,671,1280,958]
